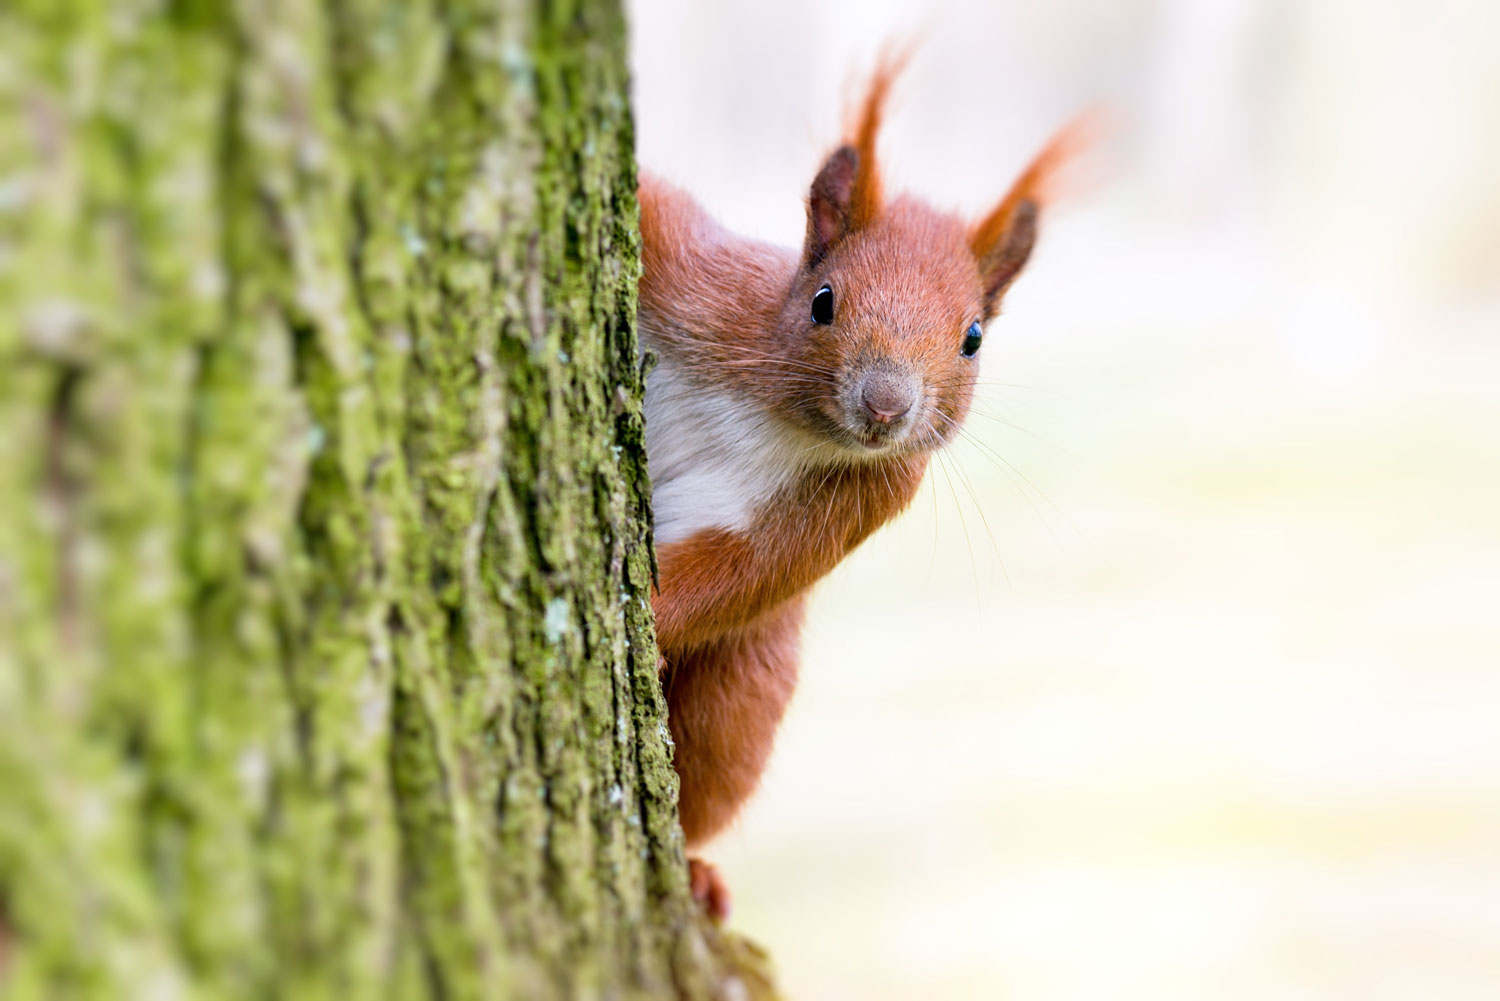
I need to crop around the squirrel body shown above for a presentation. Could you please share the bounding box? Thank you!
[638,66,1073,878]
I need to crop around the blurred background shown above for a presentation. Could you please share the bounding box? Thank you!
[628,0,1500,998]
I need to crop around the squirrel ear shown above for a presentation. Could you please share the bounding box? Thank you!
[804,145,859,267]
[802,54,907,269]
[971,197,1040,317]
[969,117,1091,316]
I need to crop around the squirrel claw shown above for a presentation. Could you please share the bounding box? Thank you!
[688,857,732,923]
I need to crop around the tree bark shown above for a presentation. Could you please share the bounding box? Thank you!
[0,2,772,998]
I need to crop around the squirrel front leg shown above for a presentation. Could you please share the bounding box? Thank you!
[651,528,812,921]
[662,599,805,846]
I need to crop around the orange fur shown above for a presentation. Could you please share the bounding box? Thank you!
[968,114,1094,310]
[639,65,1075,858]
[967,124,1077,260]
[846,48,911,231]
[667,601,805,845]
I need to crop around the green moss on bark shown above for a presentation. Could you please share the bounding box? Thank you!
[0,2,775,998]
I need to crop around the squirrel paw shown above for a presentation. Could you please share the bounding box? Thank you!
[688,857,732,923]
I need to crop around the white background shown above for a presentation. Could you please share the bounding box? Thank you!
[629,1,1500,997]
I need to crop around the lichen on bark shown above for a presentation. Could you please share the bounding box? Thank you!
[0,1,774,998]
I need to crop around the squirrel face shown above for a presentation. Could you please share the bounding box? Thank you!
[773,197,988,458]
[748,59,1072,464]
[636,59,1079,478]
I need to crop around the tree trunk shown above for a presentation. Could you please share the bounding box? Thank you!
[0,2,772,998]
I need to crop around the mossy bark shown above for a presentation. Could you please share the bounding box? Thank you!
[0,2,773,998]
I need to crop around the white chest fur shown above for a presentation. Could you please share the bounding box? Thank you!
[642,352,814,546]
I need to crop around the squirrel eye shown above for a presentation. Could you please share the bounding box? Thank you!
[960,321,983,358]
[811,284,834,325]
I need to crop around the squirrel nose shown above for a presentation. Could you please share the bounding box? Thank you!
[860,372,917,424]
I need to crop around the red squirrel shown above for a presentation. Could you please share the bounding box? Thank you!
[638,62,1075,919]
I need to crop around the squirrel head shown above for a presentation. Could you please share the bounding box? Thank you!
[770,58,1080,459]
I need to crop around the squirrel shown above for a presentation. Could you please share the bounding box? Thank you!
[637,60,1077,920]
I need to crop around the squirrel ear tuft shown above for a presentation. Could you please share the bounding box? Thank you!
[802,53,910,269]
[969,115,1093,316]
[845,51,906,232]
